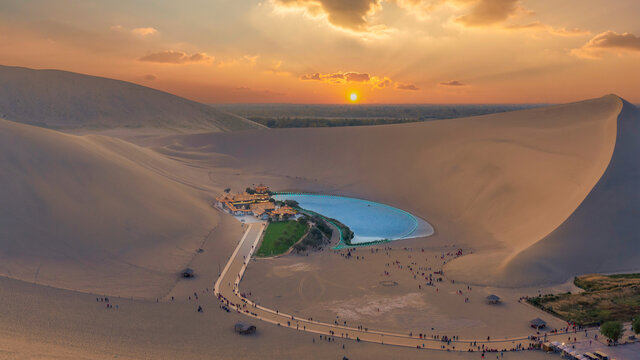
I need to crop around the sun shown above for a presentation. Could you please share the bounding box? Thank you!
[349,92,358,102]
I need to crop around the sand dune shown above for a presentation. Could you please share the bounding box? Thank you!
[0,94,636,359]
[498,98,640,285]
[149,95,630,286]
[0,65,263,131]
[0,118,219,298]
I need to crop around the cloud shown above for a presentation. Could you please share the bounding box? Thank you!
[374,78,391,89]
[455,0,521,27]
[272,0,580,39]
[131,27,158,37]
[143,74,157,81]
[449,0,586,36]
[302,71,414,91]
[572,30,640,59]
[272,0,384,33]
[110,25,158,38]
[138,51,213,64]
[300,71,371,83]
[439,80,465,86]
[395,82,419,90]
[345,72,371,82]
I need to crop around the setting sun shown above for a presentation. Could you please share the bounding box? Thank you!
[349,92,358,102]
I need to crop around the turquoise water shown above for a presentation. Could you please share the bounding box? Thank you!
[273,194,433,245]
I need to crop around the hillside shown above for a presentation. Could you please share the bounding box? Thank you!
[0,118,220,298]
[0,65,262,131]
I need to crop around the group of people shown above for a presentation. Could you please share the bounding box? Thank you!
[96,296,118,309]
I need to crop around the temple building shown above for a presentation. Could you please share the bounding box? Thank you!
[215,185,297,221]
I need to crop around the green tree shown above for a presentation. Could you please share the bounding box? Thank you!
[600,321,624,343]
[633,317,640,335]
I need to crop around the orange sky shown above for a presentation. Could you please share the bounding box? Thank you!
[0,0,639,104]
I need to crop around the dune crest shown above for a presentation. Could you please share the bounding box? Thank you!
[495,98,640,285]
[0,65,263,131]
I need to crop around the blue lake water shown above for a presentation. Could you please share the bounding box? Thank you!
[273,194,434,245]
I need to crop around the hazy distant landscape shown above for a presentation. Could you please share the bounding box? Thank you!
[214,103,543,128]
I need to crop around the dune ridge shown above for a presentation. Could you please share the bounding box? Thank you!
[0,65,263,131]
[497,98,640,285]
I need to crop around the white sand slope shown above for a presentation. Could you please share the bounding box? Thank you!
[0,65,263,131]
[149,95,631,287]
[0,118,218,298]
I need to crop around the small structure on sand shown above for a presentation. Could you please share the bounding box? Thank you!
[486,294,501,304]
[182,268,194,278]
[234,322,256,335]
[530,318,547,329]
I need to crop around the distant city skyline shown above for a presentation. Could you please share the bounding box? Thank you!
[1,0,639,103]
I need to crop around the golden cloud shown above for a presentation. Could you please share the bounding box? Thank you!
[572,31,640,59]
[300,71,371,83]
[374,78,392,89]
[301,72,411,91]
[131,27,158,37]
[138,51,213,64]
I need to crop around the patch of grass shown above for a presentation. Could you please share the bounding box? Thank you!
[527,274,640,326]
[256,221,307,257]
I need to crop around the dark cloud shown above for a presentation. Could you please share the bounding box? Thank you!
[572,31,640,58]
[455,0,519,27]
[395,82,419,90]
[274,0,381,31]
[138,50,213,64]
[143,74,157,81]
[439,80,465,86]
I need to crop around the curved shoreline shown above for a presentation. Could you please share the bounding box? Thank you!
[273,192,434,248]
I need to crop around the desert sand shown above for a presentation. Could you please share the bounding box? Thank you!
[146,94,637,287]
[0,118,220,298]
[1,70,638,359]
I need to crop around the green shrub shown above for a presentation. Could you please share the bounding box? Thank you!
[600,321,624,343]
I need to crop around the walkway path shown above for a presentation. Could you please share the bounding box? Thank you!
[214,223,598,352]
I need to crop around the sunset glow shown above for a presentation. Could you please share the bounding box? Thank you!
[1,1,639,104]
[349,92,358,102]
